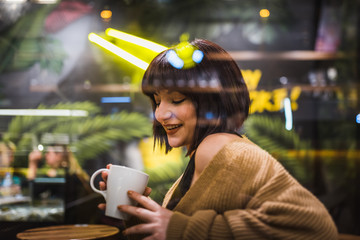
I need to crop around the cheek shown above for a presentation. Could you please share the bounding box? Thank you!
[154,108,162,120]
[184,105,197,125]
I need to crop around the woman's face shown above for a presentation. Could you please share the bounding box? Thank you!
[45,146,64,168]
[154,89,197,150]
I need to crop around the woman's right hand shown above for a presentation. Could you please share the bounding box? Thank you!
[28,150,42,165]
[97,164,152,211]
[97,187,152,211]
[27,150,43,180]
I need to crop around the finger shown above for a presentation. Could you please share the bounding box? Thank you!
[99,181,106,191]
[143,235,158,240]
[118,205,154,222]
[128,191,159,211]
[101,171,108,182]
[143,187,152,197]
[106,164,112,169]
[122,223,157,236]
[98,203,106,211]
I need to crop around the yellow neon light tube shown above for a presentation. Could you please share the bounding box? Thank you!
[88,33,149,70]
[105,28,168,53]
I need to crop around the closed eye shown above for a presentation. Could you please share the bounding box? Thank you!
[173,99,186,104]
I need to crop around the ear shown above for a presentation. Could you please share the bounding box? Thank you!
[61,160,68,168]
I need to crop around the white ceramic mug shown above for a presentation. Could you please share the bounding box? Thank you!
[90,165,149,220]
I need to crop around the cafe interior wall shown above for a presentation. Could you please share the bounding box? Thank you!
[0,0,359,237]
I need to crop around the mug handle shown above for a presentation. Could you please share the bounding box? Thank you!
[90,168,108,199]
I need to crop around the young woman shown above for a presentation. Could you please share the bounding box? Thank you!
[28,144,89,187]
[99,39,337,239]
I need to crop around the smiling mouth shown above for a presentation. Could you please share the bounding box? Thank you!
[165,124,182,131]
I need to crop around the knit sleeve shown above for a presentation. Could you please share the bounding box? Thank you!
[166,182,338,240]
[165,141,338,240]
[166,190,338,239]
[167,210,233,240]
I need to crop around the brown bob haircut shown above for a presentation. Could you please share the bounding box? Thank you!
[142,39,250,155]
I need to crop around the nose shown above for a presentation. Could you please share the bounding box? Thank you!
[155,102,173,123]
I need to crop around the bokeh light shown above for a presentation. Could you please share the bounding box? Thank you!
[100,10,112,21]
[37,144,44,151]
[259,8,270,18]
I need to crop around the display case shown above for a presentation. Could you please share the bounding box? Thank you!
[0,168,65,223]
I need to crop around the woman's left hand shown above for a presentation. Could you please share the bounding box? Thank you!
[118,190,173,240]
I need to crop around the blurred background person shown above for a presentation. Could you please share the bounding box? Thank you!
[0,141,21,197]
[27,144,89,187]
[27,143,101,223]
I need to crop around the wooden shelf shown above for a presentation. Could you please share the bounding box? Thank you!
[75,84,139,93]
[74,84,343,93]
[225,50,348,61]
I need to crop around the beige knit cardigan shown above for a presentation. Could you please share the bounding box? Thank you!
[162,138,338,240]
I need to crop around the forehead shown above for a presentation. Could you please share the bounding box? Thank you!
[46,146,64,152]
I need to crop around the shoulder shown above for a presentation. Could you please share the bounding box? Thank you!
[196,133,260,160]
[195,133,279,174]
[194,133,242,174]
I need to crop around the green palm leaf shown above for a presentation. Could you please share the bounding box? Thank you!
[3,101,152,165]
[244,114,310,182]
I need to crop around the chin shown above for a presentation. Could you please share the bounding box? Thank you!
[169,144,181,148]
[168,141,183,148]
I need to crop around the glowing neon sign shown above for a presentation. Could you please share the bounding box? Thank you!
[242,69,302,113]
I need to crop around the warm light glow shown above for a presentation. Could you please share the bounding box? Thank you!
[0,109,88,116]
[88,33,149,70]
[100,10,112,19]
[259,9,270,18]
[105,28,168,53]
